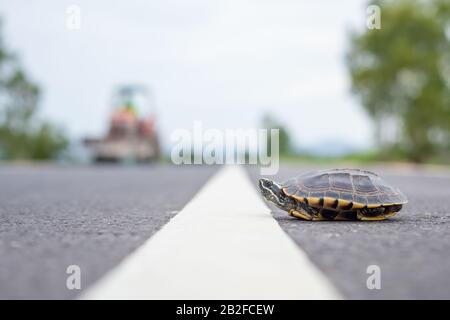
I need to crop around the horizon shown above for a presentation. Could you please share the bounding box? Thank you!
[1,0,373,155]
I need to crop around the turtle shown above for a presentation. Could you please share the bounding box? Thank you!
[258,169,407,221]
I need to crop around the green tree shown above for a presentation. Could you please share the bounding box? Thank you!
[347,0,450,162]
[0,21,67,160]
[262,113,292,157]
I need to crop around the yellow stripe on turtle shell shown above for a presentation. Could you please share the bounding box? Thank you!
[351,202,366,209]
[283,188,306,203]
[323,197,337,208]
[306,197,321,206]
[336,199,352,209]
[289,194,307,203]
[287,190,402,210]
[386,200,408,205]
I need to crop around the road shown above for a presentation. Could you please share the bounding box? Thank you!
[0,165,216,299]
[0,164,449,299]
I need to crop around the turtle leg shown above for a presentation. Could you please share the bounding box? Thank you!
[383,212,397,219]
[289,209,313,221]
[357,207,387,221]
[357,213,386,221]
[383,205,402,218]
[318,209,338,221]
[334,211,358,221]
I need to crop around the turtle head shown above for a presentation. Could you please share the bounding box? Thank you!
[259,178,287,210]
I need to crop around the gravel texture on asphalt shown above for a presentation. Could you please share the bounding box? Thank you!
[0,165,216,299]
[1,164,449,299]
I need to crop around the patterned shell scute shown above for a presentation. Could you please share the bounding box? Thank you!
[282,169,407,206]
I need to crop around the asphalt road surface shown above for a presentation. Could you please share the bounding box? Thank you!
[0,164,449,299]
[0,165,216,299]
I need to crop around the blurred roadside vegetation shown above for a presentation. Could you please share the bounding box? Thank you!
[272,0,450,166]
[0,22,67,161]
[348,0,450,163]
[262,113,293,157]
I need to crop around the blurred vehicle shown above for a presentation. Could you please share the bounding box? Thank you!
[84,85,160,162]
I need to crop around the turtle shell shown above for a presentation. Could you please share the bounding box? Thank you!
[282,169,407,210]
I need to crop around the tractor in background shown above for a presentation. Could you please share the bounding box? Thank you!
[84,85,160,163]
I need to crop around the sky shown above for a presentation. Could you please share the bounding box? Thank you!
[1,0,373,154]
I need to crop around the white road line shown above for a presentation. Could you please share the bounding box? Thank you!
[81,166,342,299]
